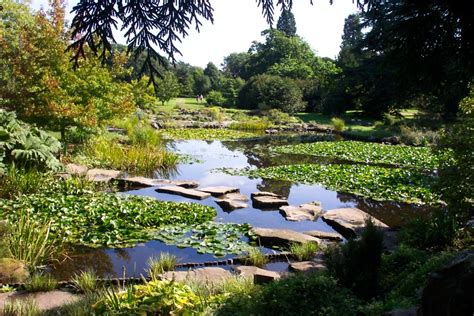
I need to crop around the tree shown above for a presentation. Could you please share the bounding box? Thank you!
[222,52,250,79]
[204,62,222,91]
[238,74,305,113]
[155,72,181,106]
[276,9,297,36]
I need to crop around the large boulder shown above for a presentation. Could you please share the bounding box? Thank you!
[289,260,327,274]
[321,208,389,239]
[0,258,29,283]
[86,168,121,182]
[118,177,199,189]
[234,266,281,284]
[197,186,240,197]
[421,251,474,316]
[303,230,343,242]
[251,192,288,209]
[251,227,320,248]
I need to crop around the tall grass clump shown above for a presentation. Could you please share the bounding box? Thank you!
[71,270,98,294]
[147,252,178,279]
[244,247,268,267]
[0,166,54,199]
[331,117,345,132]
[7,211,65,269]
[3,298,40,316]
[290,242,319,261]
[24,273,58,292]
[230,118,270,131]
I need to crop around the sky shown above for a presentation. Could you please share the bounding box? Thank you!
[31,0,359,68]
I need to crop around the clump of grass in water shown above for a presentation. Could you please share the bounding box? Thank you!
[147,252,178,279]
[244,247,268,268]
[331,117,345,132]
[24,273,58,292]
[71,270,98,294]
[290,242,319,261]
[3,298,40,316]
[7,211,65,269]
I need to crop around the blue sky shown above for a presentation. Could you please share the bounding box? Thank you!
[31,0,359,68]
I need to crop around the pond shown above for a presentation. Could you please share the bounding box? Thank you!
[52,135,429,279]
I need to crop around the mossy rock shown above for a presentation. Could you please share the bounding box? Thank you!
[0,258,29,284]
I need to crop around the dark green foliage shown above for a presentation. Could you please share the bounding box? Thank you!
[206,90,226,107]
[238,74,305,113]
[0,110,62,174]
[325,219,384,300]
[276,9,297,36]
[0,192,216,248]
[398,210,460,249]
[204,62,222,91]
[216,273,360,316]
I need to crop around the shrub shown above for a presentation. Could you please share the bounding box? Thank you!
[331,117,345,132]
[238,74,306,113]
[71,270,98,294]
[265,109,300,125]
[244,247,268,267]
[229,117,271,131]
[25,273,58,292]
[215,273,360,316]
[325,218,384,300]
[398,125,439,146]
[206,90,226,106]
[0,110,62,174]
[147,252,178,279]
[290,242,319,261]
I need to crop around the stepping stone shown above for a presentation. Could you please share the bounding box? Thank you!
[224,192,249,202]
[0,291,81,311]
[119,177,199,189]
[66,163,88,175]
[156,186,211,200]
[251,192,288,209]
[303,230,343,242]
[279,202,322,221]
[86,168,121,182]
[289,260,327,274]
[234,266,281,284]
[160,267,232,283]
[215,198,248,211]
[251,227,320,248]
[197,186,240,196]
[321,208,389,239]
[250,191,282,198]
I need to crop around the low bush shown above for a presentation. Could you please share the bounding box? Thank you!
[147,252,178,279]
[25,273,58,292]
[244,247,268,267]
[398,125,439,146]
[331,117,345,132]
[71,270,98,294]
[325,219,384,300]
[229,118,271,131]
[290,242,319,261]
[206,90,226,106]
[265,109,300,125]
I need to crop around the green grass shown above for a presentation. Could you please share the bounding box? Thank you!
[162,128,261,141]
[147,252,178,279]
[244,247,268,267]
[71,270,98,294]
[25,273,58,292]
[289,242,319,261]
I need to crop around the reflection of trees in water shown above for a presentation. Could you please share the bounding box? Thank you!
[257,179,292,198]
[52,247,116,280]
[337,192,432,228]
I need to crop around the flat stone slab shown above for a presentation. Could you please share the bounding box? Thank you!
[156,186,211,200]
[66,163,88,175]
[224,192,249,202]
[279,202,322,221]
[251,191,283,199]
[234,266,281,284]
[119,177,199,189]
[252,195,288,209]
[303,230,343,242]
[197,186,240,196]
[321,208,389,238]
[86,168,121,182]
[289,260,327,274]
[251,227,320,247]
[215,198,248,211]
[160,267,232,283]
[0,291,81,311]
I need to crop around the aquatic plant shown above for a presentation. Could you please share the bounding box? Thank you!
[0,193,216,248]
[220,164,439,204]
[273,141,445,170]
[24,273,58,292]
[71,270,98,294]
[153,222,252,257]
[289,242,319,261]
[162,128,260,141]
[244,247,268,268]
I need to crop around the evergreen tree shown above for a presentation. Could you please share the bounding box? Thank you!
[276,9,297,36]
